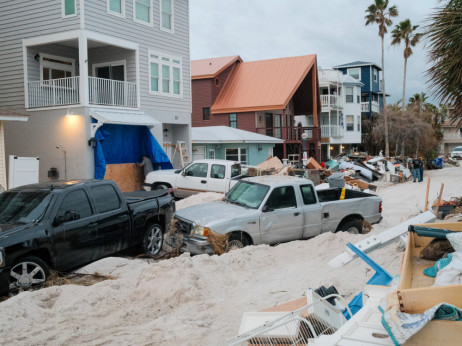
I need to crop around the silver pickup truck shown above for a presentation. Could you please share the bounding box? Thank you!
[172,176,382,255]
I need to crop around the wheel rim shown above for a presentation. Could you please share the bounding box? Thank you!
[227,240,244,251]
[346,227,359,234]
[10,261,46,290]
[146,226,163,255]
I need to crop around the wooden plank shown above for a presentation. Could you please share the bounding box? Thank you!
[104,163,144,192]
[406,320,462,345]
[398,285,462,314]
[398,231,414,292]
[261,297,306,312]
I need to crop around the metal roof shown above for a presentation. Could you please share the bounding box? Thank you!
[0,109,29,122]
[89,108,160,126]
[211,55,317,114]
[342,75,364,86]
[192,126,284,144]
[191,56,242,79]
[333,61,382,70]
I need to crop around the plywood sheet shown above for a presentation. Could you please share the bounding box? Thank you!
[104,163,144,192]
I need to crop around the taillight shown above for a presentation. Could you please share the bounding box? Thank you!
[379,201,382,213]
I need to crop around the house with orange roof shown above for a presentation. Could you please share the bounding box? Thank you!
[191,55,321,162]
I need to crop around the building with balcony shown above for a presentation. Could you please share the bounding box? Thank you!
[440,108,462,154]
[296,69,362,161]
[0,0,191,184]
[333,61,385,118]
[191,55,321,163]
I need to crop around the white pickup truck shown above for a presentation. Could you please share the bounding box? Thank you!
[171,176,383,255]
[143,159,243,198]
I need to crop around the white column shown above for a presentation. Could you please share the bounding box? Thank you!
[79,32,89,106]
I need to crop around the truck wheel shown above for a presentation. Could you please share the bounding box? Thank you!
[226,232,249,252]
[152,184,168,191]
[143,223,164,256]
[339,220,363,234]
[10,256,50,291]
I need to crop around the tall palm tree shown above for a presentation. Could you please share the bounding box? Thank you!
[408,92,428,113]
[391,19,422,110]
[426,0,462,123]
[365,0,398,157]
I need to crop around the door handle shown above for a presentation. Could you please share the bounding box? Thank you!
[294,212,300,216]
[201,180,207,184]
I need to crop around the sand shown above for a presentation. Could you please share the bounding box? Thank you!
[1,166,461,345]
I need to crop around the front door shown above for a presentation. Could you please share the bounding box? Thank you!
[260,186,303,243]
[52,189,100,271]
[175,162,209,198]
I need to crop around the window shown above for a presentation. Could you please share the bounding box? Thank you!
[357,95,360,103]
[229,113,237,128]
[184,163,208,178]
[202,107,210,120]
[134,0,152,26]
[108,0,125,17]
[373,68,378,82]
[91,185,121,213]
[346,115,354,131]
[57,190,93,221]
[211,165,225,179]
[346,87,354,103]
[149,52,182,96]
[265,186,297,210]
[348,67,360,80]
[63,0,76,17]
[208,149,215,159]
[226,148,247,165]
[300,185,317,205]
[160,0,173,32]
[231,164,241,177]
[357,116,361,131]
[40,54,75,81]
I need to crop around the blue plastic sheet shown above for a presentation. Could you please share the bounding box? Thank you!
[93,123,172,179]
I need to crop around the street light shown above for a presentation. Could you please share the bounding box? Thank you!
[56,145,67,180]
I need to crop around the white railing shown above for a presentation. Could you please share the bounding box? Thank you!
[321,125,344,138]
[321,95,341,109]
[361,102,379,113]
[28,77,80,108]
[89,77,137,107]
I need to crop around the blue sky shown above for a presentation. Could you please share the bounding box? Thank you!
[190,0,440,106]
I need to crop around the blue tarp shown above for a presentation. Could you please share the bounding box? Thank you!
[93,123,173,179]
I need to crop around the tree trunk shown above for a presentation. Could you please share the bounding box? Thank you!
[382,36,389,157]
[401,57,407,110]
[400,138,405,157]
[395,135,400,155]
[416,137,420,156]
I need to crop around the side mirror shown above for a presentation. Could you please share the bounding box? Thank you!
[64,210,80,222]
[181,171,186,177]
[262,205,273,213]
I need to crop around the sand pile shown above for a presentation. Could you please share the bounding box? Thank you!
[1,166,461,345]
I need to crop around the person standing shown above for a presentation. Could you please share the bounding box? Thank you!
[138,155,154,178]
[419,157,424,182]
[412,156,421,183]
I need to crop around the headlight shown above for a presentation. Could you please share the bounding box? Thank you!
[192,225,210,237]
[0,248,5,268]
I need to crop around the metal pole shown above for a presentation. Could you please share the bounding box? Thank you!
[64,150,67,180]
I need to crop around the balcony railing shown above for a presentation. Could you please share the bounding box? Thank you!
[89,77,137,107]
[256,126,320,142]
[361,102,379,113]
[443,132,462,140]
[318,70,343,84]
[321,95,341,109]
[28,77,80,108]
[27,76,138,108]
[321,125,344,138]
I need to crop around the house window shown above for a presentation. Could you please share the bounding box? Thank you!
[346,87,354,103]
[160,0,173,32]
[208,149,215,159]
[62,0,76,17]
[357,116,361,131]
[348,67,360,80]
[226,148,247,165]
[40,54,75,81]
[203,107,210,120]
[149,52,182,96]
[357,95,360,103]
[229,113,237,128]
[373,68,378,82]
[346,115,354,131]
[134,0,152,25]
[108,0,125,17]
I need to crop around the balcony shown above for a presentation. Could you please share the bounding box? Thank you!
[321,95,341,110]
[321,125,344,138]
[318,69,343,84]
[361,101,379,113]
[443,132,462,141]
[256,126,321,142]
[27,77,137,108]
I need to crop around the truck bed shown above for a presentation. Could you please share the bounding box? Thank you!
[317,187,375,203]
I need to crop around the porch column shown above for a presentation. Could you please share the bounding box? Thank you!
[282,108,287,159]
[79,33,89,106]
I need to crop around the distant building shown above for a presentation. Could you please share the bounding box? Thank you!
[191,55,322,162]
[440,108,462,154]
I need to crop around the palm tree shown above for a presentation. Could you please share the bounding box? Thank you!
[426,0,462,123]
[365,0,398,157]
[408,92,428,114]
[391,19,422,110]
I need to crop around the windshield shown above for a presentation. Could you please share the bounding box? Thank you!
[225,181,269,209]
[0,191,52,223]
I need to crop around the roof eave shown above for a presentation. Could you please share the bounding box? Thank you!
[211,104,286,114]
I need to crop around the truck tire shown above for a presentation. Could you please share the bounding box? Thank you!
[10,256,50,292]
[152,183,168,191]
[142,223,164,256]
[226,232,249,252]
[339,220,363,234]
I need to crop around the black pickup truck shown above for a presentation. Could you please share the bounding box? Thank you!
[0,179,175,295]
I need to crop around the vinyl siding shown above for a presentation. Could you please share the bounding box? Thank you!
[0,0,80,110]
[191,79,213,127]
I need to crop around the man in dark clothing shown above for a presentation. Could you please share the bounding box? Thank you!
[419,157,424,182]
[412,156,422,183]
[138,155,154,178]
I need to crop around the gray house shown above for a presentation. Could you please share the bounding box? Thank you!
[0,0,191,186]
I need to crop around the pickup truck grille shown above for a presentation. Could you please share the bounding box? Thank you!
[174,216,194,236]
